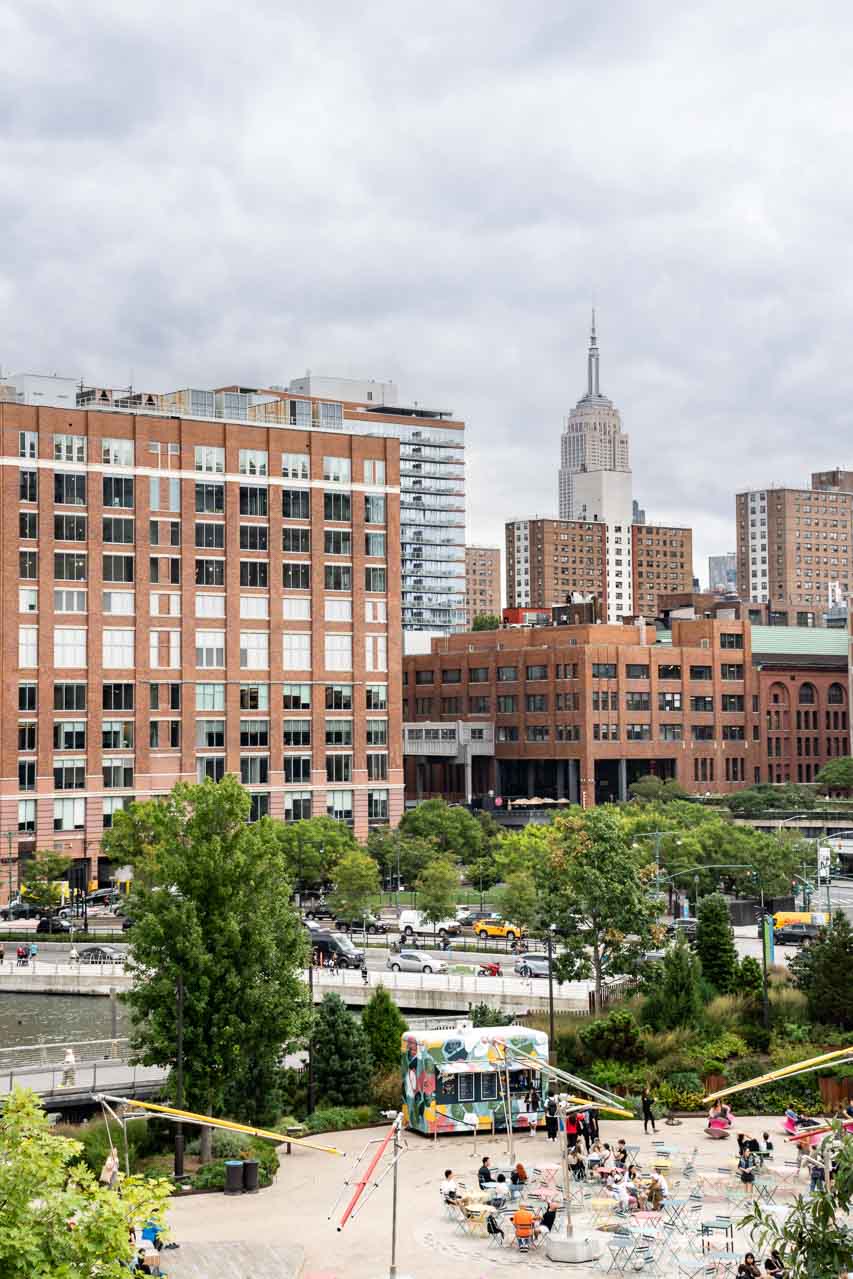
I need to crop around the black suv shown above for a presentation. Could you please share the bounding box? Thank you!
[665,917,698,943]
[334,914,388,935]
[774,922,821,947]
[309,930,365,968]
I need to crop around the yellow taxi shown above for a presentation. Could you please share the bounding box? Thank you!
[472,917,524,942]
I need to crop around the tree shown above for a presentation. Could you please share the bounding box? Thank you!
[735,955,765,1005]
[329,849,379,922]
[744,1121,853,1277]
[642,936,704,1031]
[362,985,408,1074]
[400,798,484,864]
[415,857,459,942]
[727,782,816,816]
[0,1087,171,1279]
[695,893,738,994]
[493,869,537,929]
[816,756,853,796]
[365,827,437,891]
[313,993,373,1107]
[790,912,853,1029]
[472,612,501,631]
[20,851,70,919]
[271,814,358,893]
[628,775,690,804]
[532,809,662,1008]
[104,778,310,1154]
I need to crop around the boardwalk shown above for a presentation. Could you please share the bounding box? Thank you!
[0,1056,167,1107]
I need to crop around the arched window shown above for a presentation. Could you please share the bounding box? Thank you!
[799,683,816,705]
[828,682,846,705]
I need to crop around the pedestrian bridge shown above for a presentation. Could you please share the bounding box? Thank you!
[0,1052,167,1109]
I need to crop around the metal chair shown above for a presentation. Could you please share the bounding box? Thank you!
[486,1213,505,1248]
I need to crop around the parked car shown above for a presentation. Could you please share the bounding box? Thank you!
[121,916,134,931]
[774,922,821,947]
[455,907,481,928]
[398,909,461,940]
[513,953,551,978]
[386,949,447,975]
[334,913,389,935]
[665,917,698,943]
[85,888,119,908]
[36,916,72,934]
[303,903,335,922]
[0,898,40,921]
[473,917,523,942]
[311,931,365,968]
[79,945,125,965]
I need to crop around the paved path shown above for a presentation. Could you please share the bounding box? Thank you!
[0,1056,166,1105]
[159,1241,303,1278]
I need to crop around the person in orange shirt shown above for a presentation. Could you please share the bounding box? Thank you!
[512,1204,536,1243]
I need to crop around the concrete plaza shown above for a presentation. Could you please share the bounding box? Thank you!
[166,1113,803,1278]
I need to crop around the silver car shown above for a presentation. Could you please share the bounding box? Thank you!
[514,953,551,978]
[386,949,447,975]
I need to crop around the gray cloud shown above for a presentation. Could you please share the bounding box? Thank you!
[3,1,853,587]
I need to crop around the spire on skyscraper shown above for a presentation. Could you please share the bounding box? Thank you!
[587,308,600,397]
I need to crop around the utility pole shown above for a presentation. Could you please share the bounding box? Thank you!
[307,959,316,1114]
[547,926,556,1063]
[174,971,185,1177]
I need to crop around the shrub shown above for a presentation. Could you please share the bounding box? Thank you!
[667,1070,703,1094]
[769,985,809,1026]
[362,986,408,1073]
[641,939,704,1032]
[370,1070,403,1112]
[639,1028,697,1066]
[303,1106,382,1133]
[312,993,373,1107]
[185,1130,246,1160]
[191,1161,226,1190]
[470,1003,513,1027]
[742,1023,772,1054]
[704,993,747,1034]
[578,1010,643,1062]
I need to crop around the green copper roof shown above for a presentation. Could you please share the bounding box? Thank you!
[750,626,849,656]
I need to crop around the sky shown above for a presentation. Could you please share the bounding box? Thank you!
[4,1,853,592]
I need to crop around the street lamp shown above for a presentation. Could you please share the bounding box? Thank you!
[546,925,557,1063]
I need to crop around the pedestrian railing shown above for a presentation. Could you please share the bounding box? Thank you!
[0,1057,167,1098]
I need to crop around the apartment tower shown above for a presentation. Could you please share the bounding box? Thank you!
[464,545,501,626]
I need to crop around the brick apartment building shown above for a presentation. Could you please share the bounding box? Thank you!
[464,545,501,626]
[402,619,850,807]
[0,391,405,897]
[505,517,692,621]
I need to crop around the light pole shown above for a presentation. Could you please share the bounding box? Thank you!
[174,971,185,1177]
[546,925,556,1062]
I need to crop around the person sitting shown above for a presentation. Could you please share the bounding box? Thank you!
[441,1169,459,1201]
[607,1173,632,1214]
[623,1166,642,1209]
[737,1253,761,1278]
[646,1169,669,1210]
[569,1147,586,1181]
[489,1173,509,1205]
[764,1251,785,1276]
[595,1143,615,1178]
[511,1203,536,1249]
[534,1201,558,1238]
[614,1138,628,1167]
[132,1250,154,1275]
[477,1156,493,1190]
[510,1162,528,1190]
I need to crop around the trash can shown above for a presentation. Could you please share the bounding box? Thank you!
[224,1159,244,1195]
[243,1158,259,1193]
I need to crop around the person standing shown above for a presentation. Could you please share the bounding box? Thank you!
[641,1085,657,1134]
[545,1091,559,1143]
[528,1085,540,1136]
[62,1047,76,1088]
[565,1108,579,1150]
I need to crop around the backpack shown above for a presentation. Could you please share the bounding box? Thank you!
[547,1098,557,1117]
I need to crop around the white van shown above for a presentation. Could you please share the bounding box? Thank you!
[398,909,461,939]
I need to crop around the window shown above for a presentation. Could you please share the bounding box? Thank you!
[103,476,134,508]
[325,719,353,746]
[239,448,268,476]
[283,755,311,783]
[53,433,86,463]
[282,490,311,519]
[625,664,650,679]
[53,552,86,581]
[324,492,351,521]
[240,524,268,551]
[415,670,434,684]
[283,633,311,668]
[284,791,312,821]
[54,514,86,540]
[282,452,309,479]
[324,564,351,591]
[241,756,269,785]
[103,796,131,828]
[55,627,87,667]
[323,456,350,483]
[593,724,619,740]
[660,724,683,741]
[496,695,517,713]
[54,798,85,832]
[195,559,225,586]
[526,665,548,681]
[241,595,270,619]
[690,665,712,681]
[238,683,268,711]
[365,567,386,592]
[365,494,385,524]
[367,754,388,781]
[102,438,134,466]
[196,719,226,748]
[240,561,269,588]
[19,551,37,579]
[496,726,519,742]
[149,683,181,711]
[325,684,353,710]
[19,470,37,502]
[196,593,226,618]
[526,694,548,712]
[592,663,617,678]
[240,719,269,748]
[53,721,86,750]
[102,721,134,750]
[721,694,744,712]
[54,683,85,711]
[415,697,432,714]
[722,725,745,740]
[19,683,37,711]
[18,587,37,613]
[103,683,133,710]
[690,695,714,712]
[18,799,36,833]
[324,529,352,556]
[103,554,134,583]
[197,757,225,783]
[365,634,387,671]
[799,683,816,705]
[283,683,311,710]
[326,790,354,823]
[692,725,715,741]
[240,631,269,670]
[325,633,352,670]
[526,725,549,741]
[196,522,225,548]
[54,757,86,789]
[20,511,38,539]
[103,757,134,788]
[18,760,36,791]
[658,664,682,681]
[195,445,224,473]
[103,517,134,544]
[366,718,388,745]
[284,562,312,590]
[469,667,489,683]
[18,431,37,459]
[497,666,517,682]
[18,722,36,751]
[195,482,224,513]
[280,597,310,622]
[720,632,744,649]
[364,459,386,485]
[282,527,311,553]
[721,664,744,681]
[626,724,651,741]
[149,630,181,668]
[658,691,682,711]
[283,719,311,746]
[828,682,846,704]
[150,477,181,512]
[195,683,225,712]
[365,532,386,558]
[239,485,268,516]
[366,684,387,710]
[196,630,225,667]
[626,692,650,710]
[18,625,37,668]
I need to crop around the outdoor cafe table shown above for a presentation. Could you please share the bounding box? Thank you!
[701,1216,734,1253]
[660,1197,691,1230]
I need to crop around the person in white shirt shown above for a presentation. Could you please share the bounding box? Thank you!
[441,1169,459,1201]
[647,1170,668,1210]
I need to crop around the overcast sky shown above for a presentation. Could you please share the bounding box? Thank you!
[3,1,853,591]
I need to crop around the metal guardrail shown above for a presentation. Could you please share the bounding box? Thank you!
[306,965,591,1008]
[0,1038,128,1068]
[0,1057,167,1099]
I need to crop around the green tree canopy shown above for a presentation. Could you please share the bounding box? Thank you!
[329,849,379,920]
[415,857,459,938]
[399,798,484,863]
[313,993,373,1106]
[271,814,358,890]
[0,1088,171,1279]
[696,892,738,994]
[104,778,310,1148]
[790,912,853,1029]
[472,612,501,631]
[727,782,817,816]
[361,985,408,1074]
[20,851,70,917]
[493,869,537,929]
[628,775,690,804]
[365,827,437,890]
[815,756,853,796]
[642,936,705,1031]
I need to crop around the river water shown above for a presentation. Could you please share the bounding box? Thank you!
[0,994,128,1057]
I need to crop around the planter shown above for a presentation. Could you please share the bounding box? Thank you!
[818,1075,852,1109]
[704,1074,727,1094]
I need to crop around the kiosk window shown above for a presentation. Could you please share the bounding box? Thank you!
[510,1070,531,1092]
[458,1075,475,1103]
[439,1074,456,1100]
[481,1074,498,1100]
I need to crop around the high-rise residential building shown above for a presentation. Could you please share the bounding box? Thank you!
[558,315,633,618]
[464,546,501,626]
[0,383,404,898]
[631,525,694,617]
[736,483,853,608]
[250,376,466,634]
[708,553,737,593]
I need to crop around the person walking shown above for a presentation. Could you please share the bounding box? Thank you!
[528,1086,540,1137]
[62,1047,76,1089]
[360,960,369,986]
[545,1091,559,1144]
[641,1085,657,1134]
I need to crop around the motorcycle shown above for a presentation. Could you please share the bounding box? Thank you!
[478,960,502,977]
